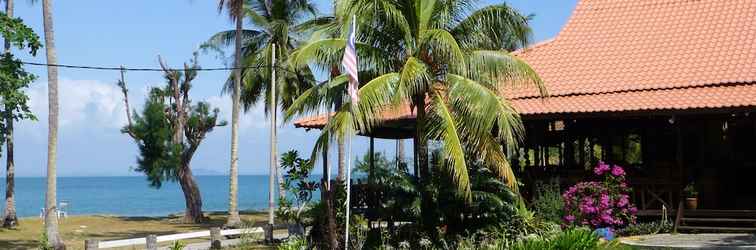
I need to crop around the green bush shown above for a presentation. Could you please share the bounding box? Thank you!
[277,236,307,250]
[616,220,672,236]
[532,180,564,223]
[508,228,630,250]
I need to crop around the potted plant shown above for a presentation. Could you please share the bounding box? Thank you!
[683,183,698,209]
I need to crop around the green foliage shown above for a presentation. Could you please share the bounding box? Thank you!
[0,13,42,55]
[0,12,39,150]
[532,181,564,223]
[203,0,316,112]
[128,91,182,188]
[683,182,698,198]
[122,58,225,188]
[349,214,369,250]
[277,236,307,250]
[508,228,623,250]
[168,240,186,250]
[277,150,317,225]
[36,231,52,250]
[616,220,672,236]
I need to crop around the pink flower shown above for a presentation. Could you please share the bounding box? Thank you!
[611,166,625,176]
[564,215,576,223]
[594,161,611,175]
[599,193,611,208]
[617,195,629,207]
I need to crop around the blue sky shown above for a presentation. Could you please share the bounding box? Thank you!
[6,0,577,176]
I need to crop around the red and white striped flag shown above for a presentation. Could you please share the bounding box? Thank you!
[342,17,360,104]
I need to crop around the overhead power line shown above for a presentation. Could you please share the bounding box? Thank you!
[21,61,287,72]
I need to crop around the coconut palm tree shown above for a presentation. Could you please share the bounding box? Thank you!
[287,0,544,231]
[204,0,316,227]
[42,0,64,248]
[216,0,244,228]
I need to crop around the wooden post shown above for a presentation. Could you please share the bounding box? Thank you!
[264,224,274,244]
[368,136,375,228]
[146,235,158,250]
[210,227,222,249]
[84,239,99,250]
[673,199,684,234]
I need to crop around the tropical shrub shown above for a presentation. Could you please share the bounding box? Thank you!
[508,228,630,250]
[563,162,637,229]
[532,180,564,223]
[277,236,307,250]
[616,220,672,236]
[277,150,318,229]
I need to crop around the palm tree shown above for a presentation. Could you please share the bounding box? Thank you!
[2,0,16,229]
[216,0,244,228]
[204,0,316,227]
[42,0,64,248]
[288,0,544,231]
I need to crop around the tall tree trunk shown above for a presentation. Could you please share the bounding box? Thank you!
[225,1,243,227]
[2,0,18,229]
[42,0,65,248]
[178,161,204,223]
[3,111,17,228]
[267,44,277,230]
[276,112,285,201]
[321,147,338,249]
[414,95,433,232]
[332,67,346,183]
[337,133,345,182]
[396,139,404,171]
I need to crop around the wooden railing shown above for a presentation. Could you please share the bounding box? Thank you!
[84,227,263,250]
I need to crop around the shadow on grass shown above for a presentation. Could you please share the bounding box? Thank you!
[0,239,38,250]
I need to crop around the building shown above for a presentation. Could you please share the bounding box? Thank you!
[295,0,756,230]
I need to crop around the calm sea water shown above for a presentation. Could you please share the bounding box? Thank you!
[0,175,320,218]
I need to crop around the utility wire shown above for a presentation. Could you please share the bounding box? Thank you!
[21,61,293,72]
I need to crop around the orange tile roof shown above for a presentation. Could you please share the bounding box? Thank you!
[509,0,756,99]
[295,0,756,129]
[293,104,415,129]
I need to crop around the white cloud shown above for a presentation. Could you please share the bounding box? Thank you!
[205,95,270,131]
[26,78,130,131]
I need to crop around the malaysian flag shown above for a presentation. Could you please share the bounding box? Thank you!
[342,17,360,104]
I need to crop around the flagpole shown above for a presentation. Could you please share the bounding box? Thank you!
[344,14,358,250]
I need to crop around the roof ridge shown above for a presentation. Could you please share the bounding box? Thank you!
[510,81,756,100]
[577,0,703,12]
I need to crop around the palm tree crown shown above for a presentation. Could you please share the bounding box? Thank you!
[205,0,317,113]
[287,0,544,200]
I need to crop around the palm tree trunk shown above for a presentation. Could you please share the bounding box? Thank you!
[320,147,338,249]
[414,94,433,232]
[42,0,65,248]
[2,0,18,229]
[225,1,243,227]
[276,111,285,201]
[267,44,277,233]
[337,134,345,181]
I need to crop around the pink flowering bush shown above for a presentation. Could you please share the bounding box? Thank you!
[562,162,637,229]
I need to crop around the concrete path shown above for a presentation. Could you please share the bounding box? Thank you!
[157,233,289,250]
[620,233,756,249]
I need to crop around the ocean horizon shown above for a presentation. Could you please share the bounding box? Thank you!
[0,175,327,218]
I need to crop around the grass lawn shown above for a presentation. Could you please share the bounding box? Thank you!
[0,211,276,250]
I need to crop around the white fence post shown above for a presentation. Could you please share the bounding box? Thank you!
[146,235,158,250]
[210,227,222,249]
[84,239,99,250]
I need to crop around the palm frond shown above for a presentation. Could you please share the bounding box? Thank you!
[426,92,471,201]
[452,3,532,50]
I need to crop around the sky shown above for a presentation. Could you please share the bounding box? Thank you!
[5,0,578,177]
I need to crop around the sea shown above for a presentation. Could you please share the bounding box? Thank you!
[0,175,322,218]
